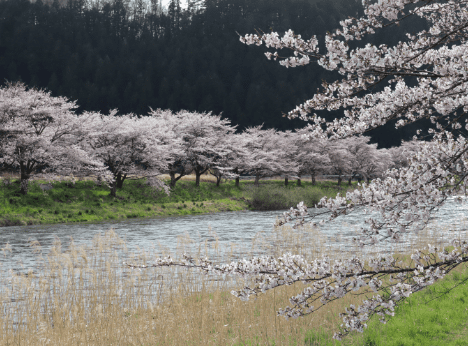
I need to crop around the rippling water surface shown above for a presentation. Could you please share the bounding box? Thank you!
[1,197,468,272]
[0,198,467,325]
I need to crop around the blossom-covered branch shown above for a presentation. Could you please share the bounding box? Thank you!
[239,0,468,246]
[126,234,468,339]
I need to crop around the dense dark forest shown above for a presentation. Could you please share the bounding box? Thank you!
[0,0,427,148]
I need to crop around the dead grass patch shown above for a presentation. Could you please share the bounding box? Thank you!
[0,214,463,345]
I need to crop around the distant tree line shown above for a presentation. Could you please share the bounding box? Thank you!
[0,0,427,147]
[1,83,416,197]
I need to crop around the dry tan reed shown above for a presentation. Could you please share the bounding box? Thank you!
[0,173,221,183]
[0,172,331,184]
[0,216,464,345]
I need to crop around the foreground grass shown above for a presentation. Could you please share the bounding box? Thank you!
[0,221,466,345]
[300,261,468,346]
[346,263,468,346]
[0,174,355,227]
[0,227,347,346]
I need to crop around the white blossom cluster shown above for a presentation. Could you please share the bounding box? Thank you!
[127,238,468,339]
[234,0,468,339]
[240,0,468,247]
[273,133,468,247]
[240,29,318,68]
[126,0,468,339]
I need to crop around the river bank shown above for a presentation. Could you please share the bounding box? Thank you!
[0,174,357,227]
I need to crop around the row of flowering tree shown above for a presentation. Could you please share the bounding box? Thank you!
[0,82,401,196]
[126,0,468,342]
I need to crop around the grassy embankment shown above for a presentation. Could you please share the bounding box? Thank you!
[308,257,468,346]
[347,265,468,346]
[0,174,356,227]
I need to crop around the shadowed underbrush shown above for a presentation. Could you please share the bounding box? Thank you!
[247,180,355,211]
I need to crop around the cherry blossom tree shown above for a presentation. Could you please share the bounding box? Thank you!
[288,128,326,186]
[360,147,392,183]
[228,132,257,188]
[209,132,247,187]
[180,112,236,187]
[326,139,352,186]
[297,130,332,185]
[273,130,300,186]
[79,110,173,197]
[240,126,293,186]
[0,82,107,195]
[147,109,189,188]
[134,0,468,340]
[148,109,236,188]
[343,136,379,185]
[388,139,421,170]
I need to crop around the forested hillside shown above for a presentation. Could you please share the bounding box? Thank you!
[0,0,426,147]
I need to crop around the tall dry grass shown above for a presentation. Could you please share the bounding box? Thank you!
[0,216,464,345]
[1,172,221,184]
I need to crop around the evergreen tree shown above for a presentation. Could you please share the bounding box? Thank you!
[0,0,427,147]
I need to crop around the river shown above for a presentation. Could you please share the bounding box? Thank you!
[1,197,468,274]
[0,198,467,326]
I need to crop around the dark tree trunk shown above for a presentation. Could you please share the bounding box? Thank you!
[20,176,29,195]
[348,177,353,186]
[254,173,260,187]
[109,172,127,197]
[195,171,201,187]
[19,162,33,195]
[110,183,117,197]
[170,172,177,188]
[216,176,221,187]
[194,167,208,187]
[116,172,127,189]
[337,176,342,186]
[233,168,240,187]
[297,178,301,187]
[311,175,316,185]
[169,165,186,188]
[284,177,288,186]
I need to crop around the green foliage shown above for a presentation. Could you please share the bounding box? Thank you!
[346,266,468,346]
[0,177,351,226]
[304,329,337,345]
[247,180,356,211]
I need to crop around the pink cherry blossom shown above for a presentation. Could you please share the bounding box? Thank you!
[0,82,108,194]
[137,0,468,341]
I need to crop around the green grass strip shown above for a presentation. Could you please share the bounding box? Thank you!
[0,177,355,227]
[355,266,468,346]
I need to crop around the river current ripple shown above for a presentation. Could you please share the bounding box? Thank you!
[1,197,468,273]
